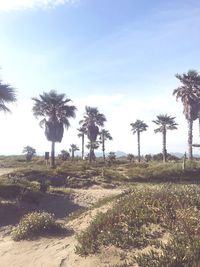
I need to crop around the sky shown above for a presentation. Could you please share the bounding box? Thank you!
[0,0,200,156]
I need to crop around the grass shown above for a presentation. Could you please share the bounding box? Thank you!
[75,184,200,267]
[126,161,200,182]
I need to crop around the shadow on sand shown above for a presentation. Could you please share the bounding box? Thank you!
[0,193,82,227]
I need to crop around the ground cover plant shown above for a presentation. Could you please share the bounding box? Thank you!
[75,184,200,266]
[12,211,66,241]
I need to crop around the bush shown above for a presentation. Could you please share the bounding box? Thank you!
[12,211,65,241]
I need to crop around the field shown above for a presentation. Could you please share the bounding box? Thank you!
[1,156,200,267]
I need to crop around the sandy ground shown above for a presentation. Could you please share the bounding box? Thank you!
[0,170,129,267]
[0,168,16,176]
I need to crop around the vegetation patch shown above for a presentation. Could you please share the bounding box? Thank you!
[126,162,200,182]
[12,211,66,241]
[75,184,200,266]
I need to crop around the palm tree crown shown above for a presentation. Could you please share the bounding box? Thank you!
[0,81,17,112]
[32,90,76,130]
[130,120,148,134]
[80,106,106,128]
[153,114,178,133]
[99,129,113,141]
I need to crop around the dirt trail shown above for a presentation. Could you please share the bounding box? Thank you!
[0,168,16,176]
[0,185,126,267]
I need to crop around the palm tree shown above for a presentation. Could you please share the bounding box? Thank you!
[69,144,79,160]
[99,129,113,161]
[0,80,16,112]
[32,90,76,168]
[153,114,178,162]
[173,70,200,160]
[130,120,148,162]
[77,126,87,160]
[80,106,106,162]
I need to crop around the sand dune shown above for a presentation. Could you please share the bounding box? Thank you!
[0,185,125,267]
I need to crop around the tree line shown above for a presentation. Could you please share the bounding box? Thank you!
[0,69,200,167]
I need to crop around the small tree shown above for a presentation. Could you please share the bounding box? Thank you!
[58,150,70,161]
[108,152,116,164]
[23,146,36,162]
[127,153,134,162]
[144,154,152,162]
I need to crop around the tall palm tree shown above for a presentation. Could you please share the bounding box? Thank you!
[32,90,76,168]
[99,129,113,161]
[80,106,106,162]
[69,144,79,160]
[0,80,16,112]
[173,70,200,160]
[153,114,178,162]
[130,120,148,162]
[77,126,87,160]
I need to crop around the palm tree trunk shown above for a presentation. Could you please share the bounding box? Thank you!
[188,119,193,161]
[137,131,140,162]
[199,115,200,137]
[162,128,167,162]
[102,138,105,162]
[51,141,55,168]
[89,141,92,163]
[82,134,84,160]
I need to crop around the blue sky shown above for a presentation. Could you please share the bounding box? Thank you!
[0,0,200,156]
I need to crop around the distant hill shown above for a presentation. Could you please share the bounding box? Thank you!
[94,151,127,158]
[170,152,200,158]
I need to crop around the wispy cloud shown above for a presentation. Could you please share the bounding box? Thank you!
[0,0,78,11]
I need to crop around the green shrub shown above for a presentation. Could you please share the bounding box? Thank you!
[12,211,65,241]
